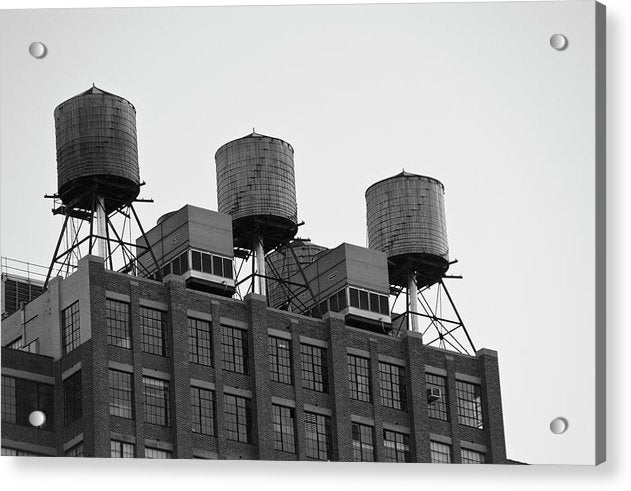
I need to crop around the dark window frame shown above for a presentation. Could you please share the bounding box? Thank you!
[272,404,296,454]
[269,336,292,385]
[430,440,452,463]
[109,369,134,419]
[456,380,484,429]
[188,317,213,366]
[301,344,328,393]
[63,371,82,426]
[191,386,215,436]
[379,362,407,411]
[352,422,375,462]
[383,429,411,463]
[304,411,332,461]
[224,393,252,444]
[61,301,80,354]
[143,376,170,427]
[106,299,131,349]
[348,354,371,403]
[221,325,249,374]
[140,306,167,356]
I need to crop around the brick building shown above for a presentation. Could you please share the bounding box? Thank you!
[1,246,507,462]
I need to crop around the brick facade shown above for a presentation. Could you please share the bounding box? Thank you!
[1,256,508,463]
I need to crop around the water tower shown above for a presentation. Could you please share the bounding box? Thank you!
[366,171,474,354]
[44,86,160,286]
[215,132,300,297]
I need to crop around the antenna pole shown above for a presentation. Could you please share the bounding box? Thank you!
[408,271,420,333]
[254,236,266,296]
[96,195,107,259]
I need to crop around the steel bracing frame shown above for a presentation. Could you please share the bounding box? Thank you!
[390,277,476,355]
[43,194,162,288]
[232,239,321,317]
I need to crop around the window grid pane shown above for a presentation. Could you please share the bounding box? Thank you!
[62,301,80,354]
[1,376,16,423]
[221,325,248,374]
[140,307,167,356]
[188,317,213,366]
[461,448,486,464]
[301,344,328,393]
[145,447,172,459]
[304,412,332,460]
[109,369,133,419]
[111,440,135,458]
[348,354,371,402]
[272,404,296,454]
[63,371,82,426]
[430,441,452,463]
[379,362,407,410]
[106,299,131,349]
[143,377,170,426]
[456,381,484,429]
[383,429,410,462]
[224,394,251,443]
[64,442,83,457]
[269,336,292,385]
[426,373,449,421]
[352,422,375,462]
[191,386,215,436]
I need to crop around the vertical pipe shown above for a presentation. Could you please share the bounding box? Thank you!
[255,237,266,296]
[408,271,419,332]
[96,195,107,260]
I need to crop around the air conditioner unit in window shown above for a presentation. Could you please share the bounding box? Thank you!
[427,387,442,403]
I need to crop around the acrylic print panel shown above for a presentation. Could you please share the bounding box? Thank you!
[0,1,604,465]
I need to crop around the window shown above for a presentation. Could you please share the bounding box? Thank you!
[1,376,16,423]
[301,344,328,393]
[456,380,483,429]
[109,369,133,419]
[145,447,172,459]
[426,373,449,421]
[352,422,375,462]
[304,412,332,460]
[328,289,347,313]
[348,354,371,402]
[383,429,410,462]
[191,250,233,279]
[143,377,170,426]
[348,287,389,314]
[188,317,212,366]
[63,371,82,426]
[461,448,486,464]
[23,338,39,354]
[221,325,248,374]
[140,306,167,356]
[2,376,54,430]
[107,299,131,349]
[64,442,83,457]
[111,440,135,458]
[1,447,43,456]
[5,336,22,350]
[269,336,292,385]
[170,251,189,275]
[191,386,215,436]
[224,393,251,443]
[379,362,407,410]
[430,441,452,463]
[272,404,296,454]
[62,301,80,354]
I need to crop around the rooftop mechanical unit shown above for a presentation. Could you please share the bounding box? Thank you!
[136,204,235,296]
[287,243,391,333]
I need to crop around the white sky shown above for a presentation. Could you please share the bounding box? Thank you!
[0,1,600,465]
